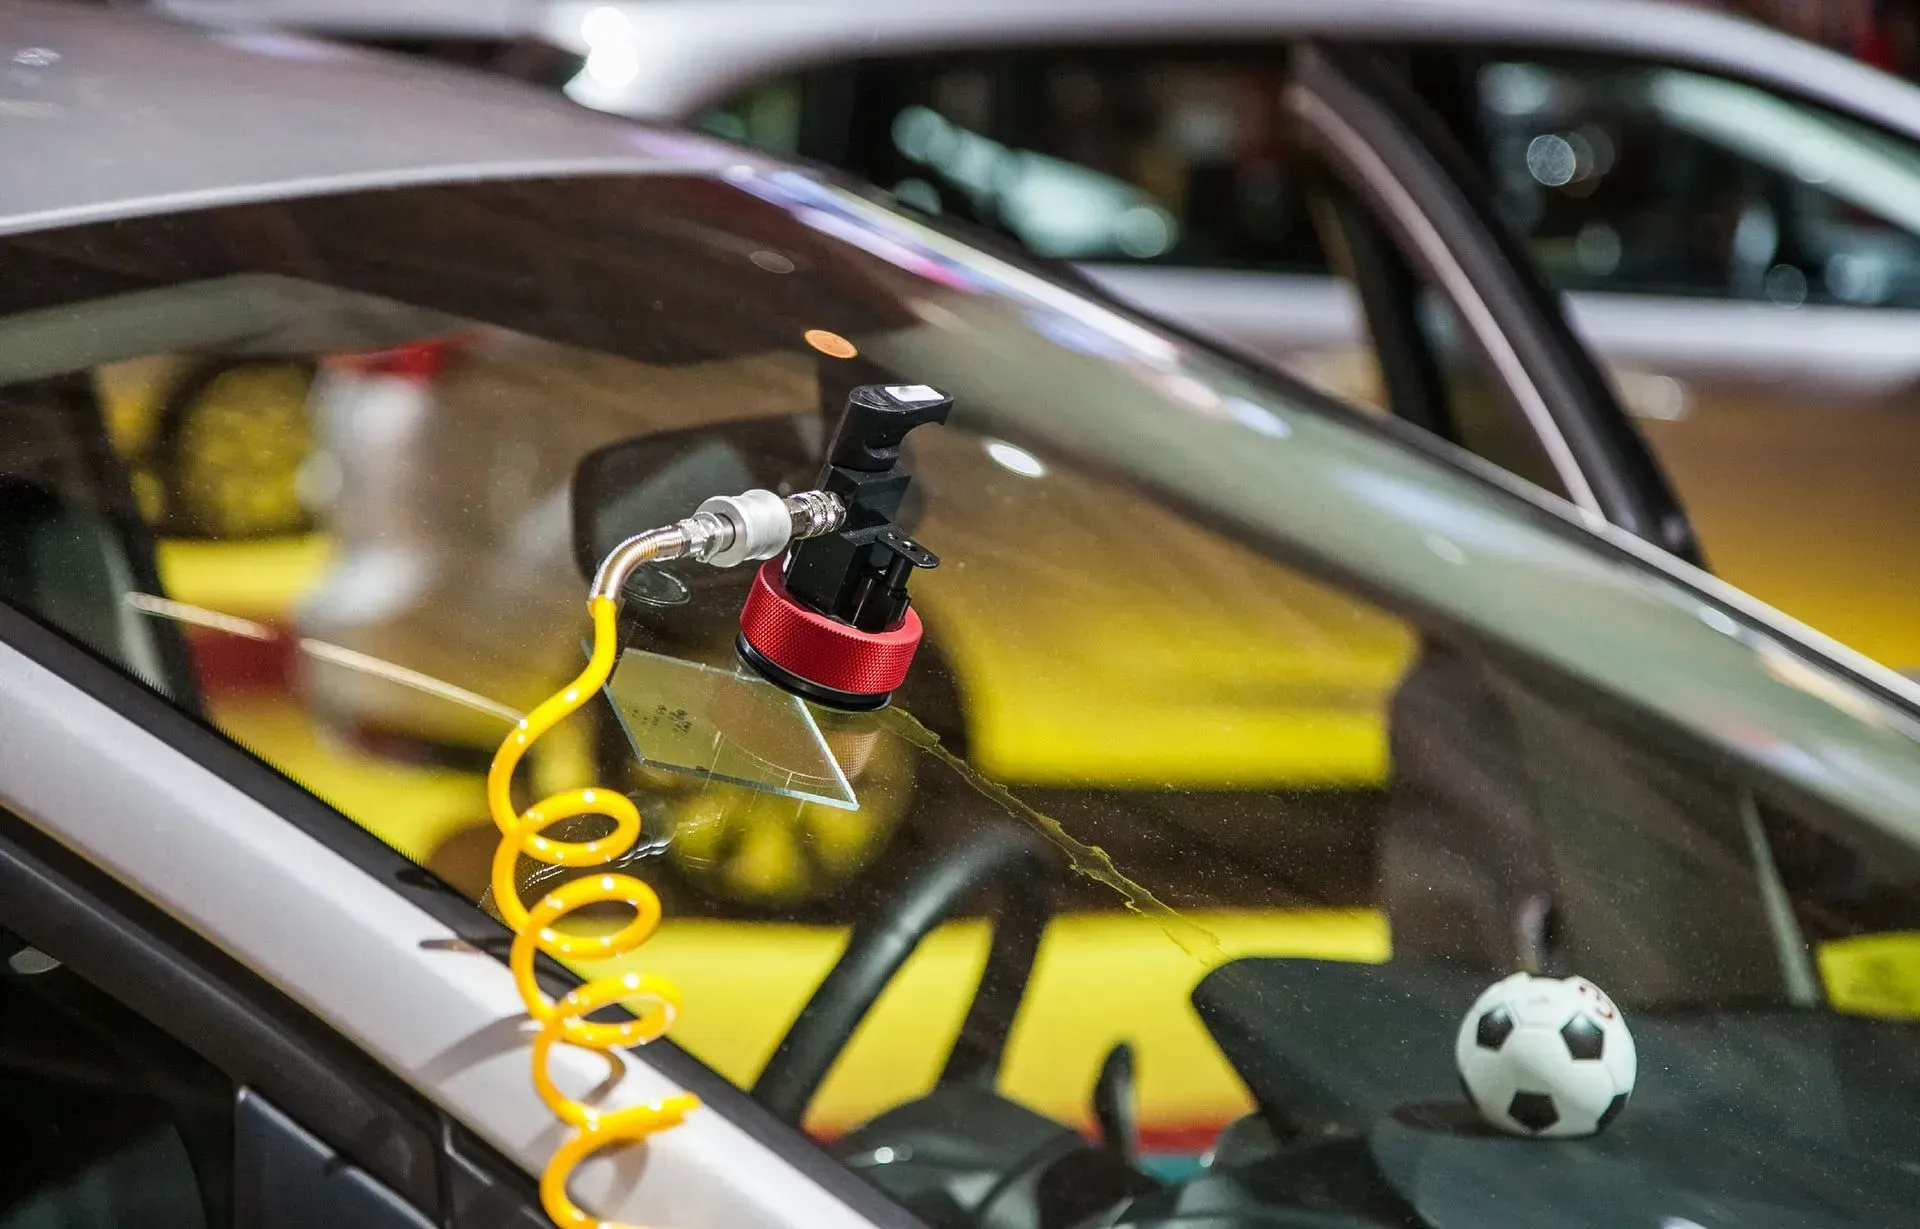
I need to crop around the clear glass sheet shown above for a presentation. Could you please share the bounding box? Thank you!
[602,647,858,810]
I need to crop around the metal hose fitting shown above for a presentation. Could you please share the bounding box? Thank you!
[588,488,845,602]
[784,489,844,540]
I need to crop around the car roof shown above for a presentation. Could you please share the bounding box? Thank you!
[519,0,1920,145]
[0,0,761,236]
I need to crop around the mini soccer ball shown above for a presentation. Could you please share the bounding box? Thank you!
[1454,972,1636,1138]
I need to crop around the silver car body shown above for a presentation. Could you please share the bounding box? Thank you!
[13,5,1920,1226]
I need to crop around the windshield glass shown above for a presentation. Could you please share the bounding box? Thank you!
[5,169,1920,1226]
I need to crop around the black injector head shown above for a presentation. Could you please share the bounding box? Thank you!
[782,384,951,630]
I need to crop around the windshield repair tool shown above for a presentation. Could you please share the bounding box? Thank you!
[488,483,844,1229]
[737,384,951,709]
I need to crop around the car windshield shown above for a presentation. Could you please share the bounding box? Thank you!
[6,166,1920,1226]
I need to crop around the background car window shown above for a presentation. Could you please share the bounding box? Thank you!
[0,178,1918,1218]
[0,925,232,1229]
[703,51,1570,503]
[1414,50,1920,674]
[1467,57,1920,305]
[708,53,1330,273]
[698,78,804,159]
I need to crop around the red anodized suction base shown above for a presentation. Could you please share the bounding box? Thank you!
[737,559,924,709]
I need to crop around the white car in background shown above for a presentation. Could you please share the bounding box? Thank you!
[146,0,1920,679]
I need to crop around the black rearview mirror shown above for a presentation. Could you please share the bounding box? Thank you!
[569,413,822,589]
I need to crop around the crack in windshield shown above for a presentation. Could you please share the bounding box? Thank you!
[880,705,1225,966]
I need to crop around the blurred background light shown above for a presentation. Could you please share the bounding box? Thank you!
[984,440,1046,478]
[580,5,637,90]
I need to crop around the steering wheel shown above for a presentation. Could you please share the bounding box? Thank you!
[751,822,1060,1125]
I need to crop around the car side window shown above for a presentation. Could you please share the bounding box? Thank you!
[697,78,805,159]
[1408,50,1920,671]
[706,52,1331,273]
[0,926,233,1229]
[1464,55,1920,308]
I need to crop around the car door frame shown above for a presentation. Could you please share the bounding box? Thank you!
[0,768,456,1225]
[0,636,554,1226]
[0,599,925,1229]
[1280,41,1701,565]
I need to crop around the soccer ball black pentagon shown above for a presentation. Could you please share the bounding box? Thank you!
[1454,973,1636,1138]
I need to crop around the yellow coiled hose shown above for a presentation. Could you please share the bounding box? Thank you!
[487,491,842,1227]
[487,593,698,1228]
